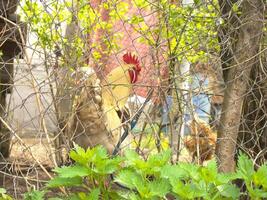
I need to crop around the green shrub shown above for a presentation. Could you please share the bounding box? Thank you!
[19,146,267,199]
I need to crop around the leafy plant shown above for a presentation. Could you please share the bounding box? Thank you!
[45,145,123,199]
[0,188,12,200]
[115,149,172,199]
[24,190,46,200]
[161,161,240,199]
[129,0,219,63]
[19,0,130,66]
[236,153,267,199]
[7,146,267,199]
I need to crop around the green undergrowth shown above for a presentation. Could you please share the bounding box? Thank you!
[2,145,267,200]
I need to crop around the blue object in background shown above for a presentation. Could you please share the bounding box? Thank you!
[183,73,211,136]
[191,73,211,123]
[162,95,173,125]
[160,73,211,135]
[192,93,211,123]
[161,95,173,133]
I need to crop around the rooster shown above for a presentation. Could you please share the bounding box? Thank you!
[184,117,217,164]
[66,52,141,154]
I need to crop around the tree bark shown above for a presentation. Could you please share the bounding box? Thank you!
[216,0,264,172]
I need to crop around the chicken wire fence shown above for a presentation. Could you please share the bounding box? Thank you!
[0,0,266,197]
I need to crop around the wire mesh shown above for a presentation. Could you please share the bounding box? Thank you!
[0,0,265,198]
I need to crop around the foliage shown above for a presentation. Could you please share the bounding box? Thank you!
[236,153,267,199]
[0,188,12,200]
[21,0,71,49]
[19,0,220,69]
[45,145,123,199]
[115,149,172,199]
[18,146,267,199]
[129,0,219,63]
[24,190,46,200]
[19,0,129,67]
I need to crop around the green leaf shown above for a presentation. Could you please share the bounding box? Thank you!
[68,189,100,200]
[128,193,142,200]
[115,169,144,190]
[91,146,109,161]
[117,191,132,199]
[147,149,171,169]
[217,184,240,199]
[199,160,218,183]
[253,165,267,190]
[248,188,267,199]
[88,188,100,200]
[179,162,200,181]
[232,3,239,12]
[206,160,218,173]
[124,150,148,173]
[67,194,82,200]
[129,16,144,24]
[69,145,108,166]
[193,0,201,6]
[93,157,122,175]
[237,152,255,180]
[53,165,91,178]
[0,194,13,200]
[69,145,89,165]
[161,164,188,180]
[0,188,6,194]
[216,173,240,185]
[171,180,205,199]
[134,0,150,7]
[148,179,171,197]
[47,177,83,188]
[24,190,45,200]
[124,149,141,164]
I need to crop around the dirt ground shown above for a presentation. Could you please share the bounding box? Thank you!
[0,138,55,199]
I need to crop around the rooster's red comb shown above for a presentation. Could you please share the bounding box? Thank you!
[123,52,141,72]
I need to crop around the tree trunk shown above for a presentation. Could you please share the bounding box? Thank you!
[215,0,264,172]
